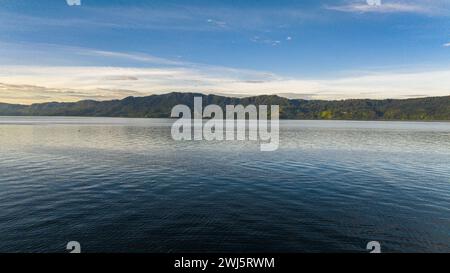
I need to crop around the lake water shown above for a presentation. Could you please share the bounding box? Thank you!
[0,117,449,253]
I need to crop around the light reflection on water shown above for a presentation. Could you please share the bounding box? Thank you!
[0,117,449,252]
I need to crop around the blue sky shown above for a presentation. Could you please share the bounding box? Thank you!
[0,0,449,103]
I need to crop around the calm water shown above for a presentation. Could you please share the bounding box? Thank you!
[0,117,449,253]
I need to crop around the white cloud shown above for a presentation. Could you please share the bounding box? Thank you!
[250,36,282,46]
[443,43,450,47]
[326,3,425,13]
[0,42,449,104]
[81,50,184,65]
[1,64,449,104]
[325,0,449,15]
[206,19,228,28]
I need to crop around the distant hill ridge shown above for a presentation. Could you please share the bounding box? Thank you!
[0,92,449,120]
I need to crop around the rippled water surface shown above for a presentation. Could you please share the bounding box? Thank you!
[0,117,449,252]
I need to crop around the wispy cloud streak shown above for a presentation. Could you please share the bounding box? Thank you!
[1,64,450,104]
[325,0,450,15]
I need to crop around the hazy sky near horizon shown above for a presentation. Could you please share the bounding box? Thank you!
[0,0,450,104]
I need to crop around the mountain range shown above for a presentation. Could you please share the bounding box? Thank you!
[0,92,449,120]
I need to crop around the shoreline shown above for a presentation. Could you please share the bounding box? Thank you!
[0,115,449,123]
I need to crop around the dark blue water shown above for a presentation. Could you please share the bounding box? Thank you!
[0,117,449,253]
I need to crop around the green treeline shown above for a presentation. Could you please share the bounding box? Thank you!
[0,93,449,120]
